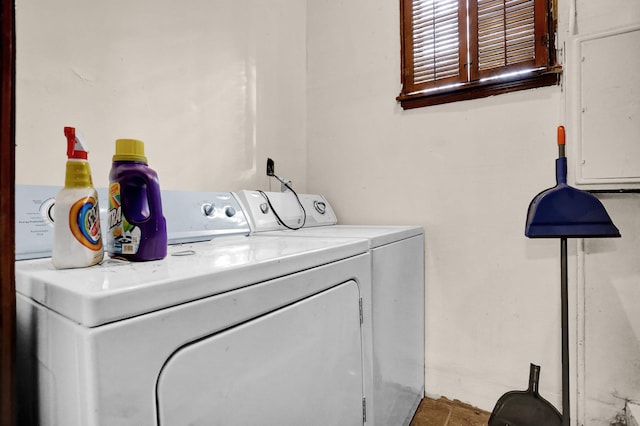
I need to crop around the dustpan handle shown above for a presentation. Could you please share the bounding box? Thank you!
[556,126,567,185]
[558,126,566,158]
[528,363,540,396]
[556,158,567,185]
[561,237,570,425]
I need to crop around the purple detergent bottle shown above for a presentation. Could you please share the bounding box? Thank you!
[107,138,167,261]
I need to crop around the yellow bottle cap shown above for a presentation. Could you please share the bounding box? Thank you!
[113,139,148,163]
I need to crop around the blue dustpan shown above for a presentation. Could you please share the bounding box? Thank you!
[525,126,620,238]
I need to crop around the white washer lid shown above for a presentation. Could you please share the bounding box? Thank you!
[257,225,424,249]
[15,235,368,327]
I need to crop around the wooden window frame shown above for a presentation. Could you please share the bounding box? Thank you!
[398,0,562,109]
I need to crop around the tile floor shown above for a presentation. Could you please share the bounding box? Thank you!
[410,397,490,426]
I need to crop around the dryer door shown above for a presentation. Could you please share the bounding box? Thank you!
[156,281,364,426]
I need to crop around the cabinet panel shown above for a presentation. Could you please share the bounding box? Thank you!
[571,26,640,188]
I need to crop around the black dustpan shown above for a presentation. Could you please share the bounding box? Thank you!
[488,364,562,426]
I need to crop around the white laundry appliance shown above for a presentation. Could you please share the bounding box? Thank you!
[234,190,425,426]
[15,185,373,426]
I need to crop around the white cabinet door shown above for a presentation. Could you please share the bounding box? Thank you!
[157,281,364,426]
[569,25,640,188]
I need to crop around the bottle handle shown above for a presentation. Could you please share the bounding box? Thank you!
[120,171,164,226]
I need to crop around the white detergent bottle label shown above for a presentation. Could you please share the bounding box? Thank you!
[52,189,104,269]
[108,182,141,255]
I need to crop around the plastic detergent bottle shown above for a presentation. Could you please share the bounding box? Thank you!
[107,138,167,261]
[52,127,104,269]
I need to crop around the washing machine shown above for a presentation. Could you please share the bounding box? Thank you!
[15,185,373,426]
[234,190,425,426]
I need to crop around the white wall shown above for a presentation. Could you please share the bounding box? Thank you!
[582,195,640,423]
[14,0,640,424]
[306,0,640,424]
[15,0,307,192]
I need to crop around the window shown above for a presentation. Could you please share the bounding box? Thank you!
[398,0,561,109]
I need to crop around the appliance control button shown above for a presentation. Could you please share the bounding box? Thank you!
[201,203,215,217]
[260,203,269,214]
[40,198,56,224]
[314,201,326,214]
[225,206,236,217]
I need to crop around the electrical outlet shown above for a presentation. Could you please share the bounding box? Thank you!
[266,158,275,176]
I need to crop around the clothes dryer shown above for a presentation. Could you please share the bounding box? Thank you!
[15,186,373,426]
[235,190,425,426]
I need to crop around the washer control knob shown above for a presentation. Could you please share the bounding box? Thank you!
[202,203,215,217]
[225,206,236,217]
[260,203,269,214]
[314,201,326,215]
[40,198,56,224]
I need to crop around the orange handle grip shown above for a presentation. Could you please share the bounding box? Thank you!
[557,125,566,146]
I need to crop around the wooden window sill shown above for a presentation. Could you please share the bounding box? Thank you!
[397,67,563,110]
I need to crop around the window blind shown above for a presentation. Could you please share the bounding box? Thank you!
[412,0,464,85]
[476,0,536,75]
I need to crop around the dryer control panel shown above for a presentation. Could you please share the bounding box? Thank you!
[234,190,337,233]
